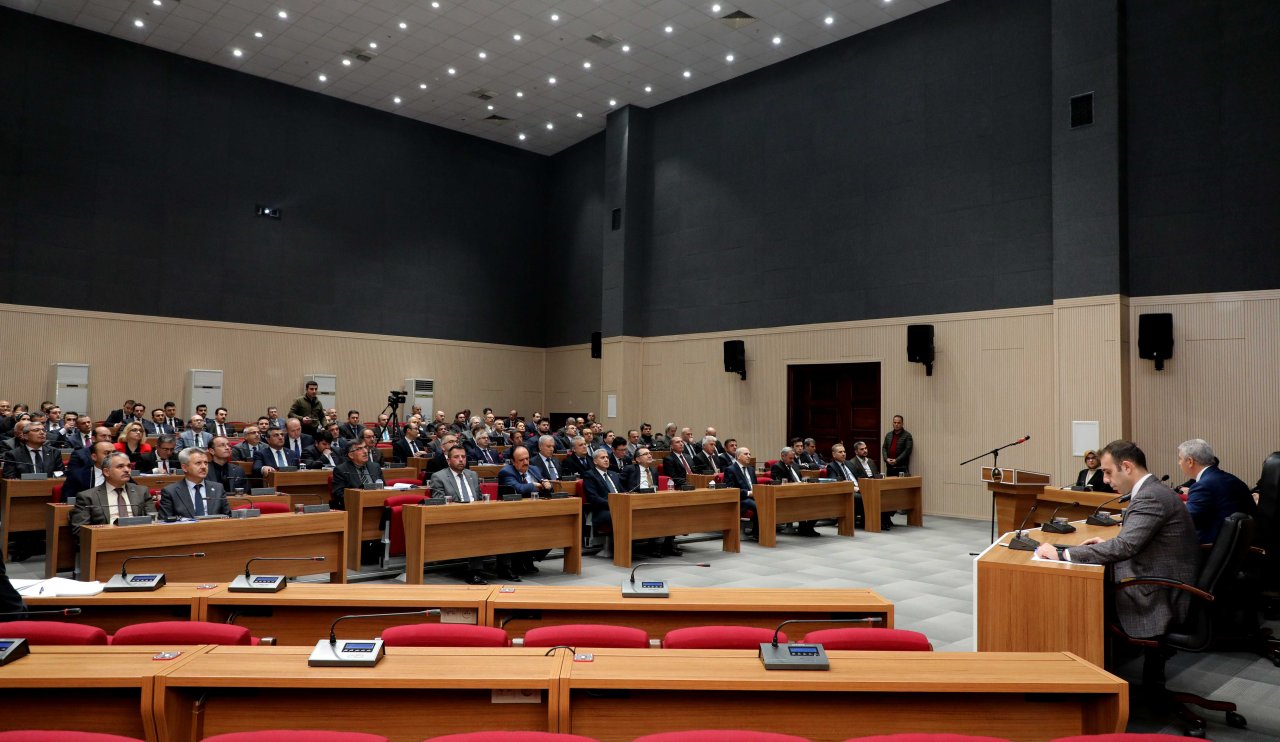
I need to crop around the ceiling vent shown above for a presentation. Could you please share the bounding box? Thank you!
[585,33,623,49]
[483,114,511,123]
[720,10,758,29]
[342,49,374,64]
[469,89,498,101]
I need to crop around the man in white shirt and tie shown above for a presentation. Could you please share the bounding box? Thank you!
[531,435,561,481]
[284,418,313,459]
[177,416,211,450]
[583,449,620,557]
[430,444,518,583]
[827,442,890,530]
[71,451,157,534]
[662,437,694,487]
[252,427,300,477]
[158,447,230,518]
[722,447,761,539]
[209,407,236,439]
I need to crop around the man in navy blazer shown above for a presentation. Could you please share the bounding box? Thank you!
[529,436,563,481]
[581,449,619,536]
[253,427,301,476]
[497,446,555,498]
[721,446,761,538]
[1177,439,1256,544]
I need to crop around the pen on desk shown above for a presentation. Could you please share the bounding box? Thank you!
[38,586,44,595]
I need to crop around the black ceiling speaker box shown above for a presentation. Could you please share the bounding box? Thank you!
[907,324,935,376]
[590,332,602,359]
[723,340,746,380]
[1070,92,1094,128]
[1138,313,1173,371]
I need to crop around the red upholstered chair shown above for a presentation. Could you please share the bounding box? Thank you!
[765,460,779,470]
[202,732,387,742]
[755,474,773,485]
[1050,736,1188,742]
[480,483,499,500]
[110,620,258,645]
[802,628,933,651]
[380,624,509,647]
[842,736,1012,742]
[662,626,784,649]
[0,621,108,645]
[382,493,429,559]
[50,483,64,502]
[634,733,811,742]
[521,624,650,649]
[236,502,290,514]
[0,733,148,742]
[424,734,599,742]
[658,475,671,491]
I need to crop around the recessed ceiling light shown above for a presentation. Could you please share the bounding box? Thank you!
[725,53,734,62]
[772,35,782,45]
[664,25,674,34]
[152,0,160,5]
[682,69,691,78]
[519,133,527,141]
[487,104,494,110]
[277,10,288,20]
[318,73,327,81]
[546,122,554,130]
[609,98,617,106]
[254,31,263,38]
[419,82,428,89]
[516,90,524,97]
[447,67,456,75]
[550,13,560,21]
[342,58,352,66]
[582,60,591,69]
[477,50,486,59]
[393,96,401,104]
[369,41,378,49]
[548,76,557,84]
[232,48,243,57]
[399,21,407,30]
[621,44,630,53]
[133,18,144,27]
[712,3,721,11]
[576,112,583,118]
[513,33,522,41]
[644,85,652,93]
[824,15,834,25]
[431,1,439,8]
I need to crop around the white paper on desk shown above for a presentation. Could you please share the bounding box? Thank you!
[15,578,105,596]
[1030,553,1103,567]
[388,482,414,490]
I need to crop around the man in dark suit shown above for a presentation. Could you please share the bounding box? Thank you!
[662,438,694,487]
[561,436,594,478]
[282,418,313,460]
[554,425,577,453]
[70,452,158,535]
[339,411,364,441]
[206,436,247,493]
[608,438,631,474]
[497,445,556,499]
[621,447,662,491]
[3,422,64,478]
[582,449,620,556]
[207,407,236,439]
[103,400,136,431]
[466,431,503,465]
[529,436,563,481]
[330,441,384,510]
[771,448,818,537]
[303,433,341,469]
[137,435,180,474]
[162,401,182,432]
[692,436,725,475]
[393,423,429,463]
[828,442,892,530]
[64,440,114,498]
[1177,439,1256,544]
[722,446,761,539]
[882,415,913,476]
[798,438,826,470]
[232,427,264,462]
[144,408,175,436]
[253,427,300,476]
[177,416,211,450]
[59,416,90,451]
[158,448,231,518]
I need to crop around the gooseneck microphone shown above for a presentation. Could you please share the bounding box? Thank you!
[329,609,441,644]
[628,561,710,585]
[759,616,884,670]
[118,552,206,578]
[622,561,710,598]
[231,556,326,593]
[0,608,82,617]
[767,617,882,648]
[1008,505,1040,551]
[242,556,326,579]
[1041,501,1080,534]
[105,552,205,592]
[1086,492,1132,527]
[308,608,442,668]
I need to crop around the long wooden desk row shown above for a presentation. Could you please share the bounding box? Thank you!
[26,584,896,645]
[0,645,1127,742]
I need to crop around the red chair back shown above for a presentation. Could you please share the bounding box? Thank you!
[1050,736,1182,742]
[635,733,811,742]
[201,732,388,742]
[802,628,933,651]
[0,621,108,645]
[424,734,599,742]
[657,475,670,490]
[382,493,427,558]
[480,483,499,500]
[110,620,253,645]
[51,483,64,502]
[236,502,290,514]
[662,626,783,649]
[0,733,150,742]
[843,736,1013,742]
[522,624,649,649]
[755,475,773,484]
[380,624,509,647]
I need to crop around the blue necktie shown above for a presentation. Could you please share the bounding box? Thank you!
[193,484,206,516]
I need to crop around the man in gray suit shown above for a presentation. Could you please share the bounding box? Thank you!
[177,416,211,450]
[1035,440,1198,683]
[158,447,230,518]
[429,444,517,584]
[71,451,157,535]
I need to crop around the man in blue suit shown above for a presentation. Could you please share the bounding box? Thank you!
[582,449,620,556]
[497,445,555,498]
[721,446,761,539]
[253,427,300,477]
[1177,439,1256,544]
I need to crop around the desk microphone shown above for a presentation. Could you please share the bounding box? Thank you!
[759,616,883,670]
[105,552,205,592]
[1008,504,1040,551]
[0,608,84,665]
[231,490,260,519]
[230,556,326,593]
[309,608,441,668]
[1086,493,1132,527]
[1041,501,1079,534]
[622,561,710,598]
[0,608,82,617]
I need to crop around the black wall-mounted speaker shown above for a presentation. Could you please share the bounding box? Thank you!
[1137,313,1173,370]
[590,332,602,359]
[723,340,746,380]
[907,324,935,376]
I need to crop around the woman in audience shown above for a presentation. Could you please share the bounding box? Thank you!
[1073,449,1113,492]
[113,421,152,468]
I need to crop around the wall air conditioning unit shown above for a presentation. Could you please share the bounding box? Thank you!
[50,363,90,417]
[404,378,434,415]
[305,374,337,411]
[186,369,223,417]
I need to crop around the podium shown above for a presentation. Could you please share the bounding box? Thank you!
[981,467,1049,537]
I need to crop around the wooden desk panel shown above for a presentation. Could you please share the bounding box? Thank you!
[202,584,492,645]
[344,486,433,570]
[134,474,185,491]
[25,583,206,634]
[45,502,75,577]
[975,522,1112,666]
[990,482,1047,535]
[225,493,309,510]
[471,464,502,480]
[608,489,741,568]
[487,586,893,638]
[1,477,62,560]
[402,498,582,583]
[80,511,347,584]
[753,482,856,547]
[560,649,1127,742]
[154,646,564,742]
[860,476,924,533]
[264,469,334,501]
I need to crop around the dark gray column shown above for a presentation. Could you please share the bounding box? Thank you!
[600,105,651,338]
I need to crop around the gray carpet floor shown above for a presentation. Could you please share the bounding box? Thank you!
[10,514,1278,739]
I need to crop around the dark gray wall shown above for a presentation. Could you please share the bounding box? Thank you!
[637,0,1052,337]
[544,133,605,347]
[0,7,548,346]
[1125,0,1280,296]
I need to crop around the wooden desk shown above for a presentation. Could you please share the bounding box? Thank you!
[80,511,347,584]
[45,502,75,576]
[26,583,206,633]
[264,469,332,500]
[560,649,1127,742]
[753,481,856,547]
[859,476,924,533]
[687,473,717,489]
[975,522,1113,667]
[402,498,582,583]
[608,489,741,568]
[1,477,61,560]
[487,586,893,639]
[1028,486,1128,532]
[134,473,185,491]
[202,584,492,645]
[471,464,502,480]
[225,493,309,510]
[344,486,433,570]
[154,646,564,741]
[0,645,207,741]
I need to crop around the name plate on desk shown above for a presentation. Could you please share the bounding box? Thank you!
[20,473,49,480]
[116,515,153,527]
[297,504,331,514]
[230,509,261,519]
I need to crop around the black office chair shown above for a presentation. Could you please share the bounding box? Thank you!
[1109,512,1254,738]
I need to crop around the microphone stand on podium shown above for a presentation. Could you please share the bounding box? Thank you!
[960,436,1047,545]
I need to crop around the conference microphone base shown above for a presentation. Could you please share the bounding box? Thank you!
[229,574,287,593]
[0,638,31,666]
[1041,521,1077,534]
[308,638,385,667]
[1008,535,1040,551]
[1086,514,1121,527]
[758,642,830,670]
[230,508,261,519]
[621,579,669,598]
[105,573,165,592]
